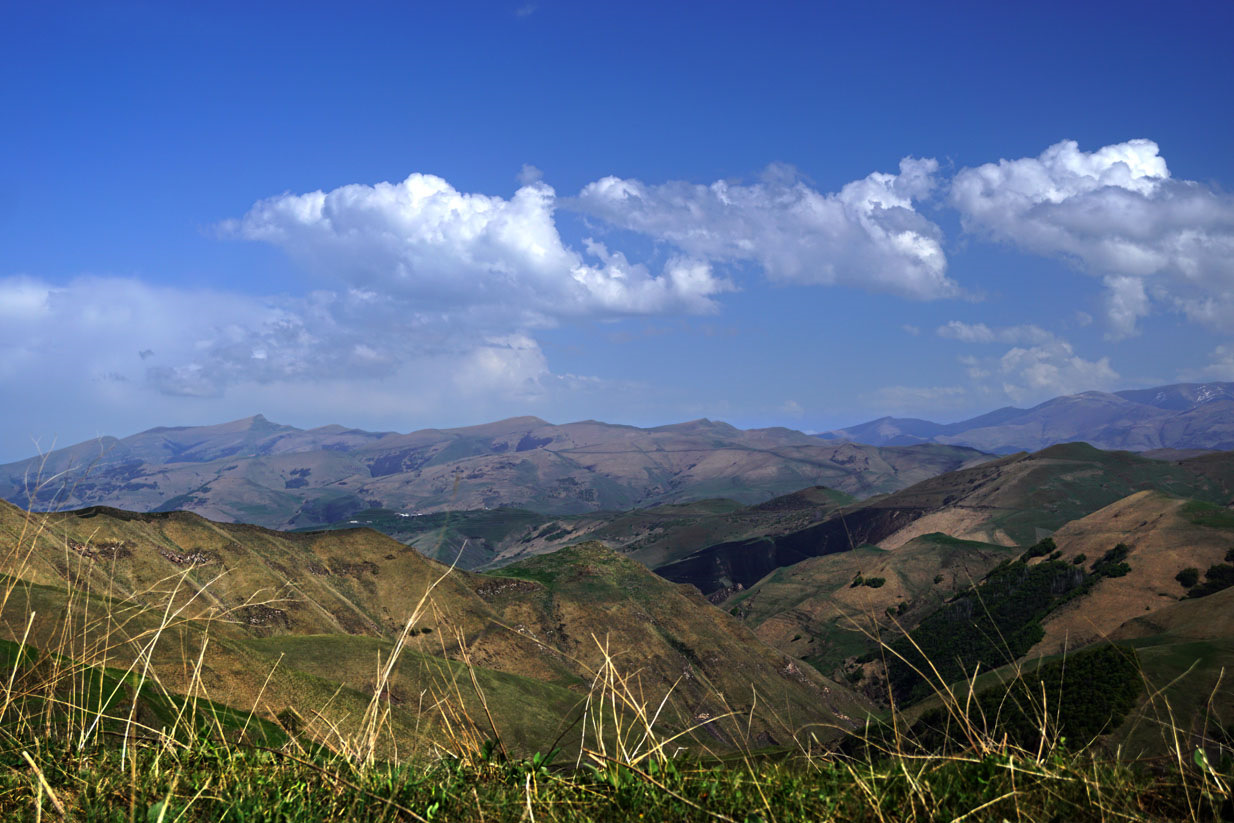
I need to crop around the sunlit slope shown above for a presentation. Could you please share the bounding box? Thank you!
[723,485,1234,749]
[1027,491,1234,656]
[0,500,869,751]
[481,543,871,742]
[0,574,587,756]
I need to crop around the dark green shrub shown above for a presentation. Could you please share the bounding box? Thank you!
[1072,553,1087,565]
[1092,544,1131,578]
[863,577,886,588]
[933,574,944,584]
[1175,567,1200,589]
[1020,537,1056,563]
[1187,564,1234,599]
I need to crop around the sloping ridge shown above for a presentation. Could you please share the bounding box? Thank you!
[657,444,1234,598]
[0,498,869,751]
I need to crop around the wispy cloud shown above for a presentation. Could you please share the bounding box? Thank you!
[935,319,1119,405]
[936,320,1054,345]
[1193,345,1234,381]
[868,385,967,412]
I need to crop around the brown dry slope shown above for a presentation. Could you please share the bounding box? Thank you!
[1027,491,1234,656]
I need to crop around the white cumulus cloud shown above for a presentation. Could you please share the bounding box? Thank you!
[575,159,957,299]
[951,138,1234,335]
[229,174,730,319]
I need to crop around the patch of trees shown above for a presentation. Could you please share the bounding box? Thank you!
[910,644,1143,752]
[1020,537,1055,563]
[1091,543,1131,578]
[1185,563,1234,599]
[885,558,1088,704]
[1176,567,1201,589]
[886,538,1138,704]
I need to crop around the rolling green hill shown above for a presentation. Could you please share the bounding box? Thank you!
[722,485,1234,751]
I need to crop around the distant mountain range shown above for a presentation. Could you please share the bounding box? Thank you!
[819,381,1234,453]
[0,415,988,529]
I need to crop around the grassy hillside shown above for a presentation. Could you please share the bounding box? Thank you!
[728,533,1020,680]
[720,484,1234,759]
[305,485,854,572]
[1,493,1231,818]
[1,500,1229,819]
[0,499,867,758]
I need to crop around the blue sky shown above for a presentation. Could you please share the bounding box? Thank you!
[2,1,1233,460]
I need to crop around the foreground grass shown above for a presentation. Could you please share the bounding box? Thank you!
[3,501,1232,821]
[3,733,1230,822]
